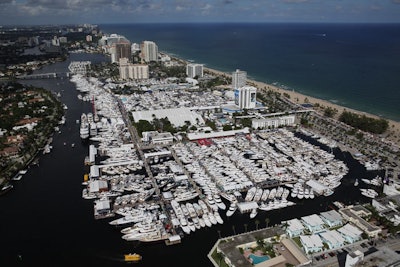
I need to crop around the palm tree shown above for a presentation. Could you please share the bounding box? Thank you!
[264,218,270,228]
[232,225,236,235]
[215,252,224,267]
[217,230,221,239]
[244,223,248,233]
[255,219,260,230]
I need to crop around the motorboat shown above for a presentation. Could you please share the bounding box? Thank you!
[124,253,142,262]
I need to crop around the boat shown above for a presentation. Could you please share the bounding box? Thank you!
[1,183,13,194]
[124,253,142,262]
[245,186,257,201]
[250,208,258,219]
[360,188,378,199]
[214,211,224,224]
[226,203,237,217]
[354,179,359,186]
[79,113,89,139]
[214,194,226,210]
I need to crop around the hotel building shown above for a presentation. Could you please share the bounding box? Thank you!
[111,41,132,63]
[119,58,149,80]
[141,41,158,62]
[234,86,257,109]
[186,63,203,78]
[232,69,247,89]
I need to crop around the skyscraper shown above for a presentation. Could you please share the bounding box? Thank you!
[110,40,131,63]
[186,63,203,78]
[141,41,158,62]
[232,69,247,89]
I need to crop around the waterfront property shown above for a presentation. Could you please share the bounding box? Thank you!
[285,218,306,238]
[318,230,346,250]
[338,206,382,238]
[299,235,324,254]
[301,214,326,234]
[213,226,311,267]
[319,210,343,228]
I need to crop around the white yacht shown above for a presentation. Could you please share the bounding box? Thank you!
[80,113,89,139]
[226,202,237,217]
[214,194,226,210]
[250,208,258,219]
[245,187,257,201]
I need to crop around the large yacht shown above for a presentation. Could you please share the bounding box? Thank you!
[80,113,89,139]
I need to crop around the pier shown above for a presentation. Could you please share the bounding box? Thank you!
[16,72,70,79]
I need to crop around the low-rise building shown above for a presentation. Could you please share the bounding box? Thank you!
[320,210,343,228]
[301,214,326,234]
[285,218,305,238]
[252,115,295,129]
[318,230,346,249]
[337,223,363,243]
[299,234,324,254]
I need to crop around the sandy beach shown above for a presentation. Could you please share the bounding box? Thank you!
[203,66,400,147]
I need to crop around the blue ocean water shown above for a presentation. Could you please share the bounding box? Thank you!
[100,23,400,121]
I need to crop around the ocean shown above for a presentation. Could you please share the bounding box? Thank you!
[0,49,386,266]
[100,23,400,122]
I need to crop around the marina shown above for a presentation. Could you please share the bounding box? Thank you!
[0,52,388,267]
[71,71,359,246]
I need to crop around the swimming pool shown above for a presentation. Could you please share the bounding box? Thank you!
[248,254,270,264]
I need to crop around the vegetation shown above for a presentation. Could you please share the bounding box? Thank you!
[323,106,338,118]
[339,111,389,134]
[365,205,400,234]
[0,82,64,183]
[211,249,229,267]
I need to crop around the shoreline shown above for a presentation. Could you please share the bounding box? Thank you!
[162,52,400,147]
[199,66,400,148]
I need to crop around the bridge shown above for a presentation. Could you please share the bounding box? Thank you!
[16,72,71,80]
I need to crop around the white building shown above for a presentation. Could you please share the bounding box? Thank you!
[252,115,295,129]
[232,69,247,89]
[337,223,363,243]
[318,230,346,249]
[319,210,343,228]
[234,86,257,109]
[142,131,174,145]
[301,214,326,233]
[285,218,305,238]
[186,63,203,78]
[299,235,324,254]
[345,250,364,267]
[141,40,158,62]
[119,58,149,80]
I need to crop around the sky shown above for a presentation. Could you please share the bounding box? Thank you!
[0,0,400,25]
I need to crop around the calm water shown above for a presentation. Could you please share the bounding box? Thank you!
[101,23,400,121]
[0,53,384,267]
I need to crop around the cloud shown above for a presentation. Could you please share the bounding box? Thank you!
[392,0,400,3]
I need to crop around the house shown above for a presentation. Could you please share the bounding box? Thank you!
[285,218,305,238]
[301,214,326,233]
[320,210,343,228]
[337,223,363,244]
[299,235,324,254]
[318,230,346,249]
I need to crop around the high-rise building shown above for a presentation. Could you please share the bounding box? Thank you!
[232,69,247,89]
[119,58,149,80]
[234,86,257,109]
[141,41,158,62]
[186,63,203,78]
[111,41,132,63]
